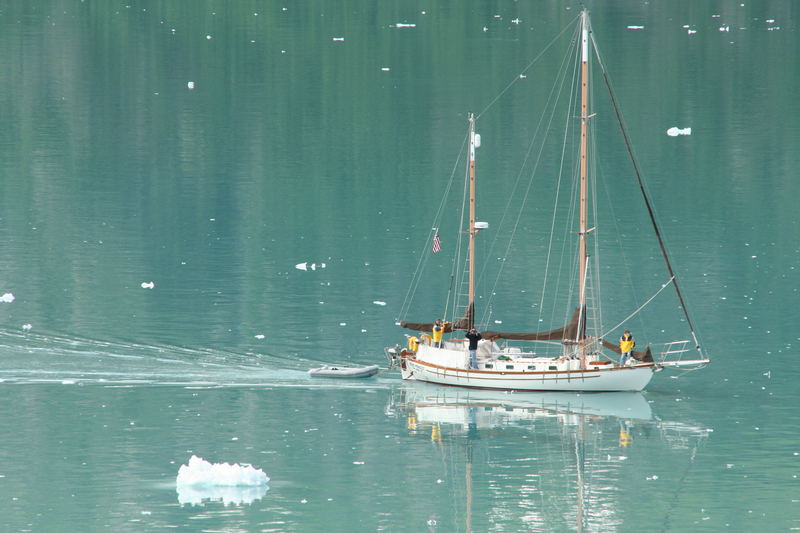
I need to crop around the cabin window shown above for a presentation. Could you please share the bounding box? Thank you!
[506,365,515,370]
[485,363,493,369]
[527,365,536,370]
[548,365,557,370]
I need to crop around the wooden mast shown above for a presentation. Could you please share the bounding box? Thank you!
[467,113,477,329]
[578,11,590,368]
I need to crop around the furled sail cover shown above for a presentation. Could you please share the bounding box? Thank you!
[403,307,584,341]
[480,307,583,341]
[400,303,474,333]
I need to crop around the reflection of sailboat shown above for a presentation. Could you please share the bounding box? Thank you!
[389,382,710,532]
[398,380,652,424]
[386,11,708,392]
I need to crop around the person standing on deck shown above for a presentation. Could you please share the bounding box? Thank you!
[432,319,447,348]
[619,330,635,366]
[465,328,482,369]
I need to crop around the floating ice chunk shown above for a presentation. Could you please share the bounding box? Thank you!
[187,81,195,90]
[667,127,692,136]
[373,301,387,306]
[627,25,645,30]
[0,293,14,303]
[295,262,308,271]
[141,281,155,289]
[394,23,416,28]
[22,324,32,331]
[176,456,269,489]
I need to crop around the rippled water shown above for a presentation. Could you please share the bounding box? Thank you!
[1,1,798,531]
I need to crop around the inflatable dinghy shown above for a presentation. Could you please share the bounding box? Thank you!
[308,365,380,378]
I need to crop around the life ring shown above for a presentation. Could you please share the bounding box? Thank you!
[419,333,432,346]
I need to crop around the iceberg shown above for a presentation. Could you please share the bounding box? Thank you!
[176,455,270,506]
[667,126,692,137]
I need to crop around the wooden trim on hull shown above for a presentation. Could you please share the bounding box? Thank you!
[401,358,655,392]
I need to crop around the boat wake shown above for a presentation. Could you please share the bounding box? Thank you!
[0,328,387,388]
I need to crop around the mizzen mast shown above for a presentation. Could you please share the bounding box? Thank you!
[467,113,478,329]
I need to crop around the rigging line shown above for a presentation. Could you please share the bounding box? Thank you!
[478,23,582,327]
[599,277,675,340]
[538,29,582,332]
[476,13,580,121]
[593,140,649,335]
[449,136,473,324]
[591,32,704,356]
[397,132,469,321]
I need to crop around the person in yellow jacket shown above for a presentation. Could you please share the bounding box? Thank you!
[619,330,635,366]
[432,319,448,348]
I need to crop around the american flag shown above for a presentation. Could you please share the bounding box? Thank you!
[432,231,441,253]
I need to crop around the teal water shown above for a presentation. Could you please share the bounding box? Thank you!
[0,1,798,531]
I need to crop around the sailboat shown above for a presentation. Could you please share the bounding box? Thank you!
[385,11,708,392]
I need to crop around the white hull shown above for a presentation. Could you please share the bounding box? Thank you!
[400,357,655,392]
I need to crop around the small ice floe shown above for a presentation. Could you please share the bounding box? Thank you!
[22,324,32,331]
[141,281,155,289]
[254,334,265,340]
[176,455,269,506]
[373,301,387,306]
[394,23,416,28]
[627,25,645,30]
[187,81,195,90]
[667,127,692,136]
[0,293,15,303]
